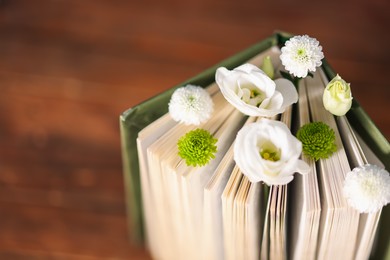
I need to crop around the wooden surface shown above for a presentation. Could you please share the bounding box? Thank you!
[0,0,389,259]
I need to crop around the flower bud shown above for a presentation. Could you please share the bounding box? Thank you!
[261,56,274,79]
[323,74,352,116]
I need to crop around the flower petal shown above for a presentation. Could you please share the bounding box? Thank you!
[274,78,299,107]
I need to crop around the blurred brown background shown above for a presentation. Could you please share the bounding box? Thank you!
[0,0,389,259]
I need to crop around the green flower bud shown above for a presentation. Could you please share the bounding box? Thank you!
[261,55,274,79]
[323,74,353,116]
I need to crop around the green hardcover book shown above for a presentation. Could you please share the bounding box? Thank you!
[120,32,389,259]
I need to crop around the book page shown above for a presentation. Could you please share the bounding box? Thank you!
[202,116,257,260]
[151,91,237,260]
[289,79,321,260]
[176,108,247,260]
[336,115,383,260]
[222,166,244,260]
[264,106,292,260]
[306,70,359,260]
[136,82,220,255]
[245,182,263,260]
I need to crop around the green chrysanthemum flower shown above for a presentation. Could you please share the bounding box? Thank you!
[296,122,337,161]
[177,129,218,167]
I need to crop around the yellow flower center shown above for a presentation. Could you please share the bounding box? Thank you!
[259,141,281,162]
[240,84,265,107]
[294,48,309,63]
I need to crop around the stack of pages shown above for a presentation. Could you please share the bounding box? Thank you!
[134,47,387,260]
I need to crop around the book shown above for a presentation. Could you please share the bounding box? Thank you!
[120,32,390,259]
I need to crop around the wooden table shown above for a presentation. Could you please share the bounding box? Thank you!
[0,0,389,259]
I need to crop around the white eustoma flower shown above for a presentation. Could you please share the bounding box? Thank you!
[343,164,390,213]
[280,35,324,78]
[168,85,213,125]
[215,63,298,117]
[234,118,310,185]
[323,74,353,116]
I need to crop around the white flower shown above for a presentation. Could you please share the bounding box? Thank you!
[343,164,390,213]
[215,64,298,117]
[280,35,324,78]
[234,118,310,185]
[323,74,353,116]
[168,85,213,125]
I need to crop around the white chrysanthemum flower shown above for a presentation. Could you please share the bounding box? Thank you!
[234,118,310,185]
[168,85,213,125]
[280,35,324,78]
[343,164,390,213]
[215,63,298,117]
